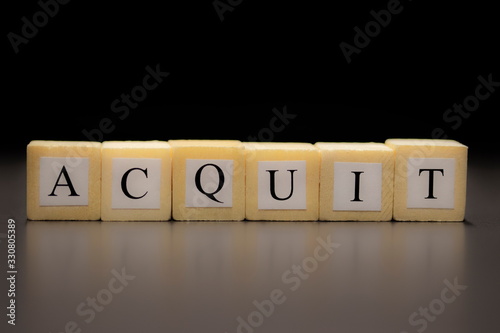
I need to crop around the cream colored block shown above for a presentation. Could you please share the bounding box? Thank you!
[315,142,394,221]
[27,140,101,220]
[170,140,245,221]
[101,141,171,221]
[385,139,468,221]
[245,142,319,221]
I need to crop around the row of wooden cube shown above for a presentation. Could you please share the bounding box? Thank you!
[26,139,468,221]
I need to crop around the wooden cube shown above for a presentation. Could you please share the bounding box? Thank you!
[315,142,394,221]
[170,140,245,221]
[385,139,468,221]
[245,142,319,221]
[27,140,101,220]
[101,141,171,221]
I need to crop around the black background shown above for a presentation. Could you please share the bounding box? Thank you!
[2,2,500,333]
[3,0,499,152]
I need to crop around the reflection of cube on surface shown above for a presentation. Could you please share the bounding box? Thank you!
[385,139,468,221]
[101,141,171,221]
[315,142,394,221]
[245,142,319,221]
[170,140,245,221]
[27,140,101,220]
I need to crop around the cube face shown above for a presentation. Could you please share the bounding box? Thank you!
[245,143,319,221]
[257,160,307,210]
[39,157,90,206]
[316,142,394,221]
[385,139,468,221]
[333,162,382,212]
[27,141,101,220]
[101,141,171,221]
[170,140,245,221]
[185,159,234,208]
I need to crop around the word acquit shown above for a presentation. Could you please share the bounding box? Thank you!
[26,139,468,222]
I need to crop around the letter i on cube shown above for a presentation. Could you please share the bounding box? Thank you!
[245,142,319,221]
[27,141,101,220]
[170,140,245,221]
[315,142,394,221]
[385,139,468,221]
[101,141,172,221]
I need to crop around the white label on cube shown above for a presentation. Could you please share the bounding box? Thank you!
[39,157,89,206]
[112,158,162,209]
[333,162,382,211]
[185,159,234,207]
[258,161,307,210]
[407,158,455,209]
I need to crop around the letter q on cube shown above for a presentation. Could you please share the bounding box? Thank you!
[27,140,101,220]
[169,140,245,221]
[385,139,468,221]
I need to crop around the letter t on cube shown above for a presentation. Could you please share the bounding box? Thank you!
[170,140,245,221]
[385,139,468,221]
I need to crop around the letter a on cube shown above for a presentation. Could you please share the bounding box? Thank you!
[27,141,101,220]
[315,142,394,221]
[170,140,245,221]
[245,142,319,221]
[385,139,468,221]
[101,141,171,221]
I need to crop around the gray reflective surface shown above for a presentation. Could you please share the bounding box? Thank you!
[1,152,499,333]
